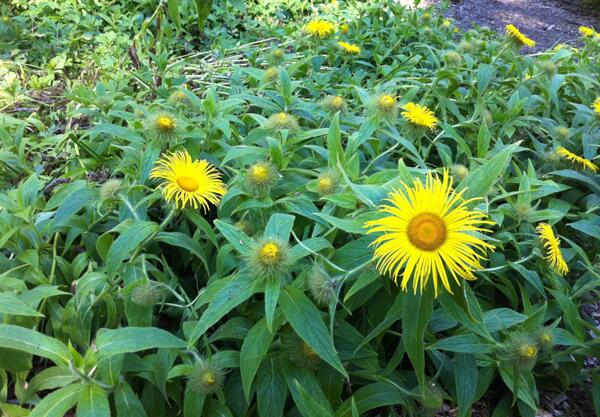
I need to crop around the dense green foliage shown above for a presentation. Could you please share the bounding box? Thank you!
[0,1,599,416]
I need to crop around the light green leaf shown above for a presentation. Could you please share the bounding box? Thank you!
[77,384,110,417]
[30,384,83,417]
[106,221,158,276]
[96,327,186,356]
[0,325,71,366]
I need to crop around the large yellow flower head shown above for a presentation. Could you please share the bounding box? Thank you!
[556,147,598,173]
[150,150,226,210]
[365,170,494,296]
[337,41,361,54]
[402,102,439,130]
[505,24,536,48]
[305,20,336,38]
[536,223,568,275]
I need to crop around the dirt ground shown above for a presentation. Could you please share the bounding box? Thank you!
[427,0,600,51]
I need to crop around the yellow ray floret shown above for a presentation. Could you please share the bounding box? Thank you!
[556,147,598,173]
[150,150,226,210]
[536,223,568,275]
[592,97,600,117]
[337,41,361,54]
[305,20,336,38]
[505,24,536,48]
[579,26,596,37]
[402,102,439,130]
[365,170,494,296]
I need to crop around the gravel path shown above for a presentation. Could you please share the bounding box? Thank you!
[432,0,600,51]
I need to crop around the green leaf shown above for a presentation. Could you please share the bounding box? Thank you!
[106,221,158,276]
[290,380,335,417]
[0,325,71,366]
[167,0,180,29]
[336,382,407,417]
[279,286,348,378]
[264,279,280,333]
[265,213,295,241]
[189,274,261,346]
[194,0,213,32]
[455,353,477,417]
[77,384,110,417]
[115,381,148,417]
[0,293,44,317]
[214,219,254,255]
[256,359,287,417]
[241,316,282,401]
[428,333,493,353]
[327,113,344,165]
[96,327,186,356]
[30,384,83,417]
[459,142,521,200]
[22,367,78,401]
[402,290,434,392]
[155,231,209,273]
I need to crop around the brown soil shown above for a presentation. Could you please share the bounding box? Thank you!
[431,0,600,51]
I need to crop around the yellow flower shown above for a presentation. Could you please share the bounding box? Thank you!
[337,41,361,54]
[524,72,532,80]
[379,95,395,110]
[245,161,277,195]
[401,102,439,130]
[373,94,398,119]
[593,97,600,117]
[317,172,338,195]
[247,238,292,279]
[505,24,536,48]
[579,26,596,37]
[536,223,569,275]
[519,344,538,359]
[340,23,349,34]
[305,20,336,38]
[150,150,226,210]
[443,19,451,27]
[365,170,494,296]
[146,113,178,140]
[156,115,175,130]
[556,147,598,172]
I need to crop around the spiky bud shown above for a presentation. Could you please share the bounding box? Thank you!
[372,94,398,120]
[245,162,278,195]
[282,331,321,369]
[264,67,279,82]
[321,95,347,113]
[189,359,225,395]
[130,282,163,307]
[450,164,469,181]
[265,112,299,130]
[536,328,554,351]
[554,126,570,140]
[145,112,178,141]
[100,179,122,202]
[459,41,474,53]
[245,237,292,279]
[307,264,337,306]
[169,89,188,104]
[539,61,557,76]
[444,51,462,66]
[500,333,539,370]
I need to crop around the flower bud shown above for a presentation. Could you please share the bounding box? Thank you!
[189,359,225,395]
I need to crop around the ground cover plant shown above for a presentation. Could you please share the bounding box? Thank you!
[0,0,599,416]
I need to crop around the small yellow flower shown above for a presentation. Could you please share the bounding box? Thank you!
[365,170,494,296]
[150,150,226,210]
[579,26,596,37]
[189,359,224,395]
[443,19,451,27]
[147,113,178,140]
[401,102,439,130]
[536,223,569,275]
[247,238,292,279]
[245,162,277,195]
[305,20,336,38]
[556,147,598,172]
[157,115,175,130]
[524,72,532,80]
[264,66,279,82]
[505,24,536,48]
[337,41,361,54]
[317,172,338,195]
[379,95,395,110]
[373,94,398,119]
[259,242,280,264]
[340,23,349,34]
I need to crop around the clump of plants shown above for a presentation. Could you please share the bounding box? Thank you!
[0,1,599,417]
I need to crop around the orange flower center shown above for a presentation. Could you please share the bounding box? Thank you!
[176,176,200,192]
[407,213,446,251]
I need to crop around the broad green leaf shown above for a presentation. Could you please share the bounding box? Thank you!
[402,290,433,392]
[77,384,110,417]
[336,382,407,417]
[115,381,148,417]
[327,113,344,165]
[189,274,261,346]
[264,213,295,241]
[23,367,78,401]
[428,333,493,353]
[214,219,254,255]
[30,383,83,417]
[96,327,186,356]
[279,286,348,378]
[0,293,44,317]
[106,221,158,276]
[459,142,521,200]
[290,380,335,417]
[0,325,71,366]
[241,316,282,401]
[455,353,477,417]
[167,0,180,29]
[256,359,287,417]
[264,279,280,333]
